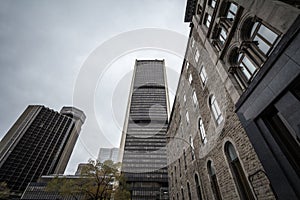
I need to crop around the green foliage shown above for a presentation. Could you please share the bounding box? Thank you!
[0,182,10,199]
[46,159,128,200]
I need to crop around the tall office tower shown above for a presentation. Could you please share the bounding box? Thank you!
[0,105,85,195]
[98,147,119,163]
[167,1,299,200]
[119,60,169,200]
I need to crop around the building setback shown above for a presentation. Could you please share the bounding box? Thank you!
[119,60,169,200]
[98,147,119,163]
[0,105,85,195]
[167,0,299,200]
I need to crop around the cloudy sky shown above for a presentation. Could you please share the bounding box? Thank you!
[0,0,190,174]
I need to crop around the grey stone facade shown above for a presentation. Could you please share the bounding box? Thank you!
[167,0,299,200]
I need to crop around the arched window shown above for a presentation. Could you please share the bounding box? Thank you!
[209,95,223,124]
[236,18,280,85]
[208,161,222,200]
[198,118,207,144]
[187,182,192,200]
[177,193,179,200]
[225,142,255,200]
[194,173,203,200]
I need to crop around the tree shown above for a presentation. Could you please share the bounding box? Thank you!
[47,159,129,200]
[0,182,10,200]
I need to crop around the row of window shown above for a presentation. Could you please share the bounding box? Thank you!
[172,142,255,200]
[199,1,280,89]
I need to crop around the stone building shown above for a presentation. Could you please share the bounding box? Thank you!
[167,0,299,200]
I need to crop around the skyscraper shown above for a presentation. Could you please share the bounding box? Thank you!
[119,60,169,199]
[98,147,119,163]
[0,105,85,195]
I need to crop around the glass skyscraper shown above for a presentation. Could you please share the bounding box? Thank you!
[120,60,169,199]
[0,105,85,195]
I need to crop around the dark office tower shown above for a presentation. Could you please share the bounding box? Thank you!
[0,105,86,195]
[119,60,169,200]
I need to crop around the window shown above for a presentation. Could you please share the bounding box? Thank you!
[183,150,187,169]
[186,112,190,124]
[179,158,181,177]
[238,53,258,81]
[207,161,222,200]
[189,135,195,160]
[233,19,280,88]
[189,74,193,84]
[200,66,208,85]
[219,27,228,44]
[209,0,217,8]
[195,174,202,200]
[205,14,212,28]
[193,91,198,106]
[175,166,177,183]
[184,94,186,103]
[226,3,238,20]
[225,142,255,200]
[209,95,223,124]
[195,49,200,62]
[199,118,207,144]
[251,22,279,55]
[187,182,192,200]
[191,38,195,48]
[186,62,190,70]
[181,187,185,200]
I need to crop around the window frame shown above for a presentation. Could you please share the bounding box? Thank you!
[250,22,280,56]
[207,161,222,200]
[199,118,207,144]
[225,142,255,200]
[200,66,208,85]
[205,13,212,28]
[209,95,223,125]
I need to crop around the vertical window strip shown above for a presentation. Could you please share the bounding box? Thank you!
[210,96,223,124]
[186,111,190,124]
[193,91,198,106]
[195,49,200,62]
[189,74,193,84]
[200,66,208,85]
[199,118,207,144]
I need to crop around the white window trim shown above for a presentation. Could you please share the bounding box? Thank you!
[186,111,190,124]
[189,74,193,84]
[200,66,208,85]
[199,118,207,144]
[210,95,223,124]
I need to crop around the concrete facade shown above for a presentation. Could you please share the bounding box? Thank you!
[167,0,299,200]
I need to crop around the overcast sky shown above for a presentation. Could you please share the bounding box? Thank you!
[0,0,190,174]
